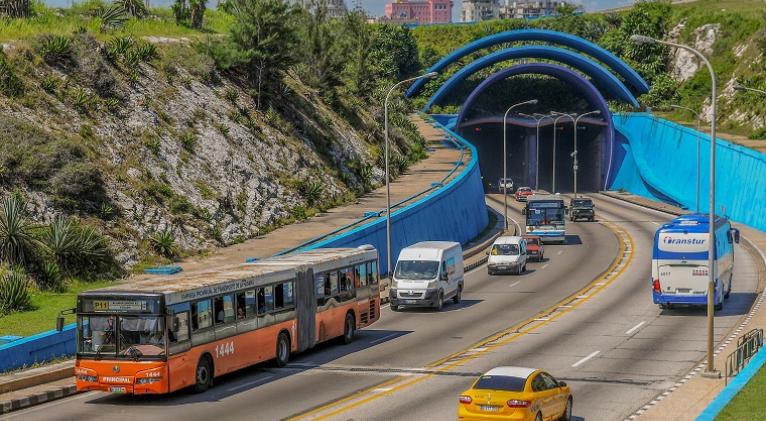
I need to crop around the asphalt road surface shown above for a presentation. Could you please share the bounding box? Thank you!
[3,194,761,421]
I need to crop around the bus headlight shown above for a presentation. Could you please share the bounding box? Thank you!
[136,377,162,384]
[76,374,98,383]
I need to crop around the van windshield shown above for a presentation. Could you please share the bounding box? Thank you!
[492,244,519,256]
[395,260,439,280]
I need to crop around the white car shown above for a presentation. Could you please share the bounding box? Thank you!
[498,177,514,193]
[488,236,527,275]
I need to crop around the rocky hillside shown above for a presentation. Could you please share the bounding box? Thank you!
[0,27,424,270]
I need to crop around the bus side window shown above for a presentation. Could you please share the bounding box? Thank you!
[316,273,327,306]
[371,261,379,285]
[329,272,339,297]
[358,263,368,287]
[274,283,285,310]
[171,311,190,343]
[192,300,212,331]
[236,292,246,320]
[245,290,256,317]
[258,286,274,314]
[283,281,294,307]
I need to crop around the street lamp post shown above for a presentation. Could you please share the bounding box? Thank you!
[734,84,766,96]
[520,113,554,191]
[670,104,702,212]
[384,71,438,278]
[572,110,601,198]
[551,112,575,194]
[632,34,720,377]
[502,99,539,231]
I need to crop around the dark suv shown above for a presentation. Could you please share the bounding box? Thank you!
[569,198,595,222]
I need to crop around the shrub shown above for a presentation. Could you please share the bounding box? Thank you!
[37,35,73,66]
[36,259,64,292]
[0,267,31,314]
[116,0,147,17]
[149,229,179,259]
[41,217,111,275]
[298,179,324,206]
[133,42,158,63]
[0,194,39,267]
[50,162,108,213]
[40,75,59,94]
[180,131,197,153]
[0,52,24,98]
[224,87,238,103]
[104,36,134,63]
[99,4,128,32]
[69,87,92,113]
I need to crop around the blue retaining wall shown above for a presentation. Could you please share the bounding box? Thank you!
[302,115,488,275]
[0,323,76,372]
[611,113,766,231]
[0,118,489,372]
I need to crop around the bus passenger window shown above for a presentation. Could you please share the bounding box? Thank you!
[274,283,284,309]
[214,297,225,324]
[222,294,235,323]
[171,311,190,343]
[284,281,294,306]
[192,300,211,331]
[245,290,256,317]
[236,292,246,319]
[329,272,339,296]
[371,261,379,284]
[366,263,373,286]
[258,286,274,314]
[359,263,368,287]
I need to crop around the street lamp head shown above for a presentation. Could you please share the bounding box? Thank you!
[630,34,656,45]
[528,99,539,105]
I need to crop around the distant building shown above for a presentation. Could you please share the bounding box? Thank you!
[383,0,453,25]
[501,1,583,20]
[461,0,500,22]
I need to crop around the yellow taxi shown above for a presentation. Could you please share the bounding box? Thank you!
[458,366,572,421]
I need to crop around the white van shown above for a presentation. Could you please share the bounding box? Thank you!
[487,236,527,275]
[390,241,464,311]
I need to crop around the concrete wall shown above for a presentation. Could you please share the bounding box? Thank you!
[610,113,766,231]
[0,324,76,372]
[0,116,489,372]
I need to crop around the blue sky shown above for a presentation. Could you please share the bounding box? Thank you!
[46,0,636,21]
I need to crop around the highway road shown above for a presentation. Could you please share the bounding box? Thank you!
[2,194,762,421]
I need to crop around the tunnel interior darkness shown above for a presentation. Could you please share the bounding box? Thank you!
[459,121,604,193]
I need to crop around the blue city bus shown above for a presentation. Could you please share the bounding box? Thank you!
[651,214,740,310]
[523,194,566,243]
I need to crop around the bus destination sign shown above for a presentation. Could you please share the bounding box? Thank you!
[93,300,149,312]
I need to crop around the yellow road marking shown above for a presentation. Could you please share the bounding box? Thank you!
[287,222,633,421]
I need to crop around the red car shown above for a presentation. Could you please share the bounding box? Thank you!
[515,187,533,202]
[523,235,544,261]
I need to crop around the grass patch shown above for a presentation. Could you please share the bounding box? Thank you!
[0,279,113,337]
[717,363,766,420]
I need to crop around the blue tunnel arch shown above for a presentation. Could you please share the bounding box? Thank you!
[406,29,650,98]
[455,63,617,191]
[423,45,640,111]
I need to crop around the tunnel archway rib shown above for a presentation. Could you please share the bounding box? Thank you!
[406,29,649,98]
[422,46,640,111]
[454,63,615,191]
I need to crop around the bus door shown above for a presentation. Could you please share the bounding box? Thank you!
[355,262,370,325]
[256,285,277,360]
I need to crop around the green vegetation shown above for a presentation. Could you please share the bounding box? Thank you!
[149,229,179,259]
[716,365,766,420]
[0,268,32,313]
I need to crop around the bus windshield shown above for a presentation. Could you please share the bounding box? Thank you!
[395,260,439,280]
[79,315,165,357]
[527,203,565,226]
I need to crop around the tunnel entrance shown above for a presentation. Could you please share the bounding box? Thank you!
[534,122,603,193]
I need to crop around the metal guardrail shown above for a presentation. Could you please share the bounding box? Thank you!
[725,328,764,385]
[274,115,468,257]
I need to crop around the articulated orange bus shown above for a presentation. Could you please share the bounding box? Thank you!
[74,246,380,394]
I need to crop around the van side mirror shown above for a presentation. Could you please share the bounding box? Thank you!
[521,207,527,215]
[57,308,76,332]
[732,228,740,244]
[558,381,567,387]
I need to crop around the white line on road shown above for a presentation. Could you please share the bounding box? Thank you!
[557,250,564,255]
[542,264,549,269]
[370,333,400,344]
[227,374,275,392]
[572,350,600,368]
[625,321,647,336]
[509,281,521,288]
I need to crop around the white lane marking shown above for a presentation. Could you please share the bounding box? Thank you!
[373,387,393,392]
[572,350,601,368]
[381,303,390,309]
[625,321,647,336]
[652,222,661,226]
[541,264,549,269]
[370,333,400,344]
[557,250,564,255]
[509,281,521,288]
[227,374,275,392]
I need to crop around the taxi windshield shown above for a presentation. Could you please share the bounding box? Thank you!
[474,375,526,392]
[395,260,439,280]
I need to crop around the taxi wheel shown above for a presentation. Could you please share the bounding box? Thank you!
[560,397,573,421]
[194,356,213,393]
[535,412,542,421]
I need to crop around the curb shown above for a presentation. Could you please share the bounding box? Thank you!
[0,365,73,395]
[0,384,78,415]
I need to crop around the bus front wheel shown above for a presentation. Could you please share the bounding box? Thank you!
[275,332,291,367]
[194,356,213,393]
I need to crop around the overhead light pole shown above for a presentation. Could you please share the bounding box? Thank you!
[551,112,575,194]
[502,99,538,231]
[734,83,766,96]
[670,104,702,213]
[632,34,720,378]
[572,110,601,198]
[384,71,438,278]
[520,113,554,191]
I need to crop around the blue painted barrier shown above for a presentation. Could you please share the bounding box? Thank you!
[0,323,76,372]
[143,266,183,275]
[695,346,766,420]
[611,113,766,231]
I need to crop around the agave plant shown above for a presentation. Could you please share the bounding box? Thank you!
[149,229,179,259]
[36,259,64,292]
[298,180,324,206]
[0,268,31,314]
[116,0,148,18]
[42,217,110,274]
[133,42,158,63]
[104,35,134,62]
[99,4,129,32]
[37,35,73,65]
[0,194,39,266]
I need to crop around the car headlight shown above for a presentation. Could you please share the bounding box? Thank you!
[426,280,437,289]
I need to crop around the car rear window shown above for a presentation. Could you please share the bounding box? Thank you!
[526,238,539,245]
[473,375,526,391]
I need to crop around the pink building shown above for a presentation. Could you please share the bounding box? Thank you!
[384,0,453,24]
